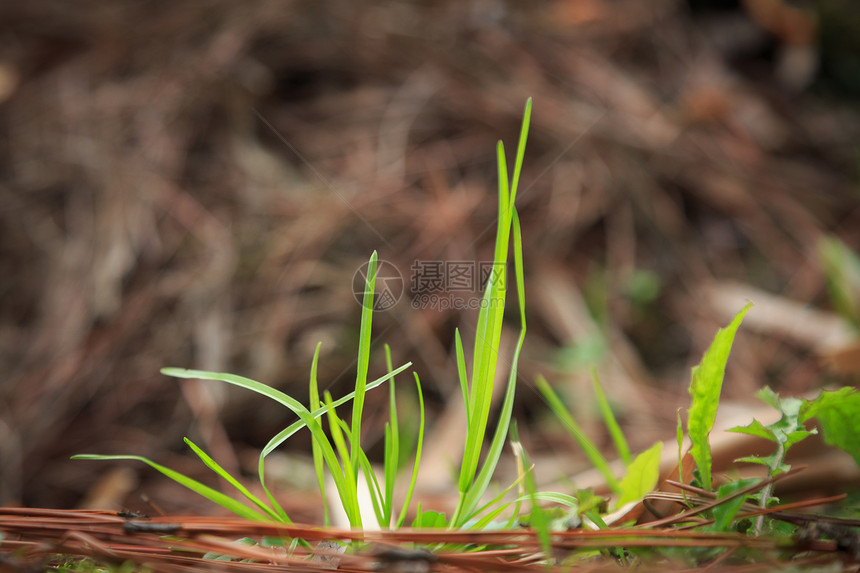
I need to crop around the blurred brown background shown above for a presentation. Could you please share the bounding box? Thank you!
[1,0,859,520]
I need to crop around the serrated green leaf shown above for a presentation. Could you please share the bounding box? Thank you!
[688,303,752,490]
[801,387,860,468]
[728,419,776,441]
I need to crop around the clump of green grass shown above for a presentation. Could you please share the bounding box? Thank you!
[73,100,860,568]
[74,98,534,533]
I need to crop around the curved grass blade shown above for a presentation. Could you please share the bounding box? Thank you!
[71,454,270,522]
[258,362,412,459]
[183,437,282,522]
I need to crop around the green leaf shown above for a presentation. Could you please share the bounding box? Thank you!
[730,387,816,455]
[801,387,860,468]
[735,454,790,475]
[728,419,777,442]
[688,303,752,490]
[710,478,760,532]
[412,507,447,528]
[615,441,663,508]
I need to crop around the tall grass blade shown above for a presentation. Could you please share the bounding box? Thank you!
[592,371,631,466]
[536,375,620,493]
[453,210,527,526]
[351,252,378,477]
[457,98,531,507]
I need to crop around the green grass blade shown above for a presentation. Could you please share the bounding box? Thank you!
[536,374,620,493]
[464,472,528,530]
[509,97,532,207]
[453,209,527,526]
[183,438,282,521]
[72,455,270,521]
[395,373,425,529]
[324,391,361,527]
[688,303,752,490]
[353,431,387,528]
[164,362,410,526]
[512,421,550,557]
[458,99,531,499]
[383,344,399,527]
[454,329,470,426]
[459,139,512,495]
[352,251,378,477]
[161,367,316,415]
[308,342,329,526]
[259,362,412,459]
[336,415,387,528]
[592,371,631,466]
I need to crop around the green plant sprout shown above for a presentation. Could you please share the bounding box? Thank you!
[730,387,817,533]
[73,98,534,534]
[536,372,663,513]
[74,251,421,528]
[687,303,752,492]
[70,100,860,568]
